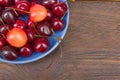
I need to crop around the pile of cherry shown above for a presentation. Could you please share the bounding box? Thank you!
[0,0,67,61]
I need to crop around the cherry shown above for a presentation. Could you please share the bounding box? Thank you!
[13,19,27,29]
[34,38,50,53]
[26,29,36,43]
[0,0,12,6]
[30,4,47,22]
[6,28,28,48]
[27,18,34,29]
[1,9,17,25]
[45,10,53,21]
[9,7,20,18]
[0,25,12,35]
[41,0,58,9]
[0,35,6,50]
[51,18,65,31]
[1,46,18,60]
[31,0,39,3]
[16,1,30,14]
[37,21,52,36]
[14,0,27,4]
[52,2,67,17]
[20,43,33,57]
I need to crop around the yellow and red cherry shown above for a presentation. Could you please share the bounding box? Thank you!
[6,28,28,48]
[29,4,47,22]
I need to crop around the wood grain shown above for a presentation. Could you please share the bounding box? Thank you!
[1,1,120,80]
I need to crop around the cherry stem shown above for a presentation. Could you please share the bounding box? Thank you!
[61,10,68,20]
[0,16,10,31]
[51,28,63,58]
[34,34,62,41]
[0,33,6,39]
[5,7,30,14]
[33,23,40,35]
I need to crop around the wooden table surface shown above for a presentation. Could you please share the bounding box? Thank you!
[2,1,120,80]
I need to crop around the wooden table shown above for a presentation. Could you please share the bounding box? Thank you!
[2,1,120,80]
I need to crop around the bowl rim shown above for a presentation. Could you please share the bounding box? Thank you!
[0,1,70,64]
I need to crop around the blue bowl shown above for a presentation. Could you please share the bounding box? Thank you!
[0,0,69,64]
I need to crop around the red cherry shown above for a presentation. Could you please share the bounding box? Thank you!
[37,21,52,36]
[45,10,53,21]
[1,46,18,60]
[51,18,65,31]
[0,35,6,50]
[0,25,12,35]
[26,29,36,43]
[20,43,33,57]
[14,0,27,4]
[0,0,13,6]
[1,9,18,25]
[13,19,27,29]
[6,28,28,48]
[52,2,67,17]
[27,18,34,29]
[41,0,58,9]
[30,4,47,22]
[34,38,50,52]
[16,1,30,14]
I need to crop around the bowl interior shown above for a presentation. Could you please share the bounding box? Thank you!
[0,0,69,64]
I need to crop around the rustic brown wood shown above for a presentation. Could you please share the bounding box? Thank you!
[1,1,120,80]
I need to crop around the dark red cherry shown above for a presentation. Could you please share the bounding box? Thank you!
[34,38,50,52]
[45,10,53,21]
[27,18,34,29]
[0,0,12,6]
[51,18,65,31]
[41,0,58,9]
[26,29,36,43]
[16,1,30,14]
[0,25,12,35]
[1,9,17,25]
[52,2,67,17]
[36,21,52,36]
[13,19,27,29]
[0,35,6,50]
[20,43,33,57]
[14,0,27,4]
[1,46,18,60]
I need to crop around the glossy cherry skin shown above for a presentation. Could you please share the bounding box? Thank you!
[0,0,12,6]
[0,25,12,35]
[51,18,65,31]
[13,19,27,29]
[14,0,27,4]
[1,46,18,60]
[16,1,30,14]
[30,4,47,22]
[0,35,6,50]
[41,0,58,9]
[45,10,53,21]
[10,8,20,18]
[52,2,67,17]
[26,29,36,43]
[6,28,28,48]
[34,38,50,53]
[27,18,34,29]
[37,21,52,36]
[20,43,33,57]
[1,9,17,25]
